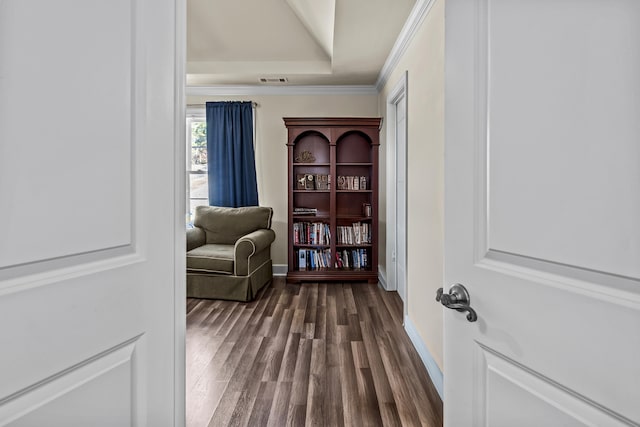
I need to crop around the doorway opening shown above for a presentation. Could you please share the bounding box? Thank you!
[386,71,408,312]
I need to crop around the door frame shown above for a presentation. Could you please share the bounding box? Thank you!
[173,0,187,424]
[385,71,408,313]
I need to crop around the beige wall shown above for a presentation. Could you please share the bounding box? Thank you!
[187,94,378,266]
[377,0,445,369]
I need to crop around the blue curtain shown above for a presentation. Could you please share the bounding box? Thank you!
[206,101,258,207]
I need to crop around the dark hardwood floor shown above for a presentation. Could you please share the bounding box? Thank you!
[186,277,443,427]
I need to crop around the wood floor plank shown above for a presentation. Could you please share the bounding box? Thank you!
[314,304,327,340]
[355,367,384,426]
[351,340,369,369]
[258,301,282,337]
[207,390,241,427]
[215,333,256,382]
[288,338,312,407]
[186,378,226,427]
[385,329,444,426]
[261,308,293,382]
[186,279,443,427]
[208,303,240,337]
[360,319,396,405]
[379,402,404,427]
[277,332,301,383]
[246,381,277,426]
[227,336,265,393]
[377,333,422,426]
[286,338,312,424]
[338,340,362,427]
[303,282,318,324]
[246,381,276,426]
[325,285,339,344]
[323,363,345,427]
[266,381,292,427]
[186,335,225,392]
[343,283,358,315]
[305,338,326,427]
[290,308,305,335]
[226,340,271,426]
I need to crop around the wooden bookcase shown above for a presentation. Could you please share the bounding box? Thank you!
[284,117,381,283]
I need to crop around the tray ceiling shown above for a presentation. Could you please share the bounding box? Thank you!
[187,0,416,86]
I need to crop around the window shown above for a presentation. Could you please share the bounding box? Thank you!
[186,114,207,224]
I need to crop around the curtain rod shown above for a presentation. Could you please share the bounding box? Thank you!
[187,102,258,108]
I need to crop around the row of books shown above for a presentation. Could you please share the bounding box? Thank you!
[297,249,332,270]
[296,174,330,190]
[337,176,367,190]
[336,222,371,245]
[296,248,371,270]
[293,222,331,245]
[335,249,369,269]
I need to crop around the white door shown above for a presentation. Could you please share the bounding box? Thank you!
[0,1,184,425]
[444,1,640,426]
[396,91,408,303]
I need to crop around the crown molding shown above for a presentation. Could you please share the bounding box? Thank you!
[376,0,436,91]
[186,85,378,97]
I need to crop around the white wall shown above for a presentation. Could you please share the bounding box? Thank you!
[186,93,378,266]
[378,0,445,369]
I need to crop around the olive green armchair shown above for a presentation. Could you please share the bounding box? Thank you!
[186,205,275,301]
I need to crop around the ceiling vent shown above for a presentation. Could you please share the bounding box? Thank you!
[259,77,288,84]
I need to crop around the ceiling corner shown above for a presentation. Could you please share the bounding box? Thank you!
[285,0,336,59]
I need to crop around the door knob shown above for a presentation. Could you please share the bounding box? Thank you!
[436,283,477,322]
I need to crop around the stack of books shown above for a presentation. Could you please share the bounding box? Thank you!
[337,176,367,190]
[336,222,371,245]
[293,207,317,216]
[293,222,331,245]
[297,249,332,270]
[335,249,369,269]
[296,174,331,190]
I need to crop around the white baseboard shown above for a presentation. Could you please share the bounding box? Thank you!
[378,266,388,289]
[273,264,287,277]
[403,315,444,400]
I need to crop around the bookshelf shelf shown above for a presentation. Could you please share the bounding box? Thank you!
[285,117,381,283]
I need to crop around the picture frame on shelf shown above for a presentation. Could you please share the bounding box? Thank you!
[296,174,307,190]
[304,174,315,190]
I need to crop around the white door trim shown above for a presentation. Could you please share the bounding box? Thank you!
[174,0,187,424]
[385,71,408,307]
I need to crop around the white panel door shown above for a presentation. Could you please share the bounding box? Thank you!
[444,0,640,426]
[0,0,184,425]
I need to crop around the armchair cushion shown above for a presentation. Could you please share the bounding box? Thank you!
[186,244,234,274]
[194,205,273,245]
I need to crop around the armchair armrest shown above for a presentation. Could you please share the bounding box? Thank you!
[234,229,276,276]
[186,227,206,251]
